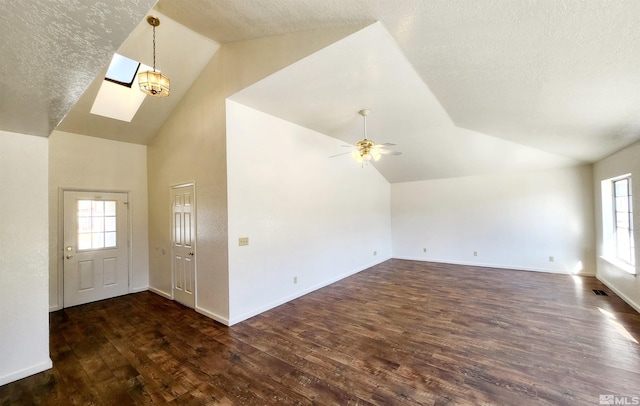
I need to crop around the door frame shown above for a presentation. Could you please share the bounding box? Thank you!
[170,181,197,308]
[56,188,133,310]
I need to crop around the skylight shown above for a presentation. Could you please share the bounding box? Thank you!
[105,53,140,87]
[90,53,148,122]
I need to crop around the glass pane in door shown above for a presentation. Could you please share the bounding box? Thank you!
[77,200,117,250]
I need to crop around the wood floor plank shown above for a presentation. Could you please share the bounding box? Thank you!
[2,259,640,405]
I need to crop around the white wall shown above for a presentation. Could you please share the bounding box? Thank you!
[392,166,595,275]
[147,49,230,322]
[48,131,149,310]
[226,102,391,325]
[147,25,365,324]
[594,141,640,313]
[0,131,52,385]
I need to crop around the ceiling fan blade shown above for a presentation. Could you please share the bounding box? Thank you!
[372,143,396,148]
[329,151,354,158]
[378,150,402,155]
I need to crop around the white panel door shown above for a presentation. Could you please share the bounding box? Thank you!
[63,191,129,307]
[172,184,196,308]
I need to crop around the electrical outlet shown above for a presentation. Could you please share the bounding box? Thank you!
[373,250,377,256]
[238,237,249,246]
[293,276,297,284]
[549,256,554,262]
[423,248,427,253]
[473,251,478,257]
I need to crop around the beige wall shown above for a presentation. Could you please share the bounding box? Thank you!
[392,166,595,275]
[0,131,51,385]
[226,102,391,324]
[147,48,229,320]
[147,25,364,324]
[48,130,149,310]
[594,140,640,313]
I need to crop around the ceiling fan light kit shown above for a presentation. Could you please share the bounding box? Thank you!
[351,109,399,165]
[352,140,381,163]
[329,109,401,164]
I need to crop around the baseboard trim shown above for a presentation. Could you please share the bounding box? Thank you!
[195,306,230,326]
[596,274,640,314]
[148,286,230,326]
[228,257,392,326]
[130,286,148,294]
[391,256,587,275]
[0,358,53,386]
[148,286,171,300]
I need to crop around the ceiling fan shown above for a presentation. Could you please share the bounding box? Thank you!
[332,109,401,164]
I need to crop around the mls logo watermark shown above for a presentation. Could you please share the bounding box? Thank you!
[600,395,640,405]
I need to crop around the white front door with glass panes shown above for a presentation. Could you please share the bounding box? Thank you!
[63,191,129,307]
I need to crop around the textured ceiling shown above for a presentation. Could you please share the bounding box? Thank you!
[0,0,156,137]
[56,10,219,145]
[3,0,640,182]
[157,0,640,164]
[230,23,579,183]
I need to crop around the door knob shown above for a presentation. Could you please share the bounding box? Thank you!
[188,251,194,256]
[66,254,74,260]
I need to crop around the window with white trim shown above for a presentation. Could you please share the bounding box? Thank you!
[613,176,634,266]
[601,174,635,274]
[77,200,117,251]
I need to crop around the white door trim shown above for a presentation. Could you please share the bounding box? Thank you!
[54,188,133,310]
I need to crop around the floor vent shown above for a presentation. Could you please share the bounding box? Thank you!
[592,289,608,296]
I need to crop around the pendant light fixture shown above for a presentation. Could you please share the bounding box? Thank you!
[138,16,170,97]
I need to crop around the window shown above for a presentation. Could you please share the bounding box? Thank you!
[104,53,140,88]
[602,174,635,274]
[613,177,634,266]
[77,200,117,250]
[90,53,149,122]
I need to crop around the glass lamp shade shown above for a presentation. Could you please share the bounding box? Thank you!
[352,150,363,164]
[138,70,170,97]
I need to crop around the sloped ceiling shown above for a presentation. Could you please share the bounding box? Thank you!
[3,1,640,182]
[229,23,580,183]
[157,0,640,164]
[0,0,156,137]
[56,10,219,145]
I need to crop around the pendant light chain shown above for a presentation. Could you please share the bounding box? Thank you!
[138,15,170,97]
[152,23,157,72]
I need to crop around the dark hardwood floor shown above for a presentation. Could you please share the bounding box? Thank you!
[2,259,640,405]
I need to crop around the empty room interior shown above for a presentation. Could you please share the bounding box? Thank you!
[1,0,640,404]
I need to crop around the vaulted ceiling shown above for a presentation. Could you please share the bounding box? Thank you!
[3,1,640,182]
